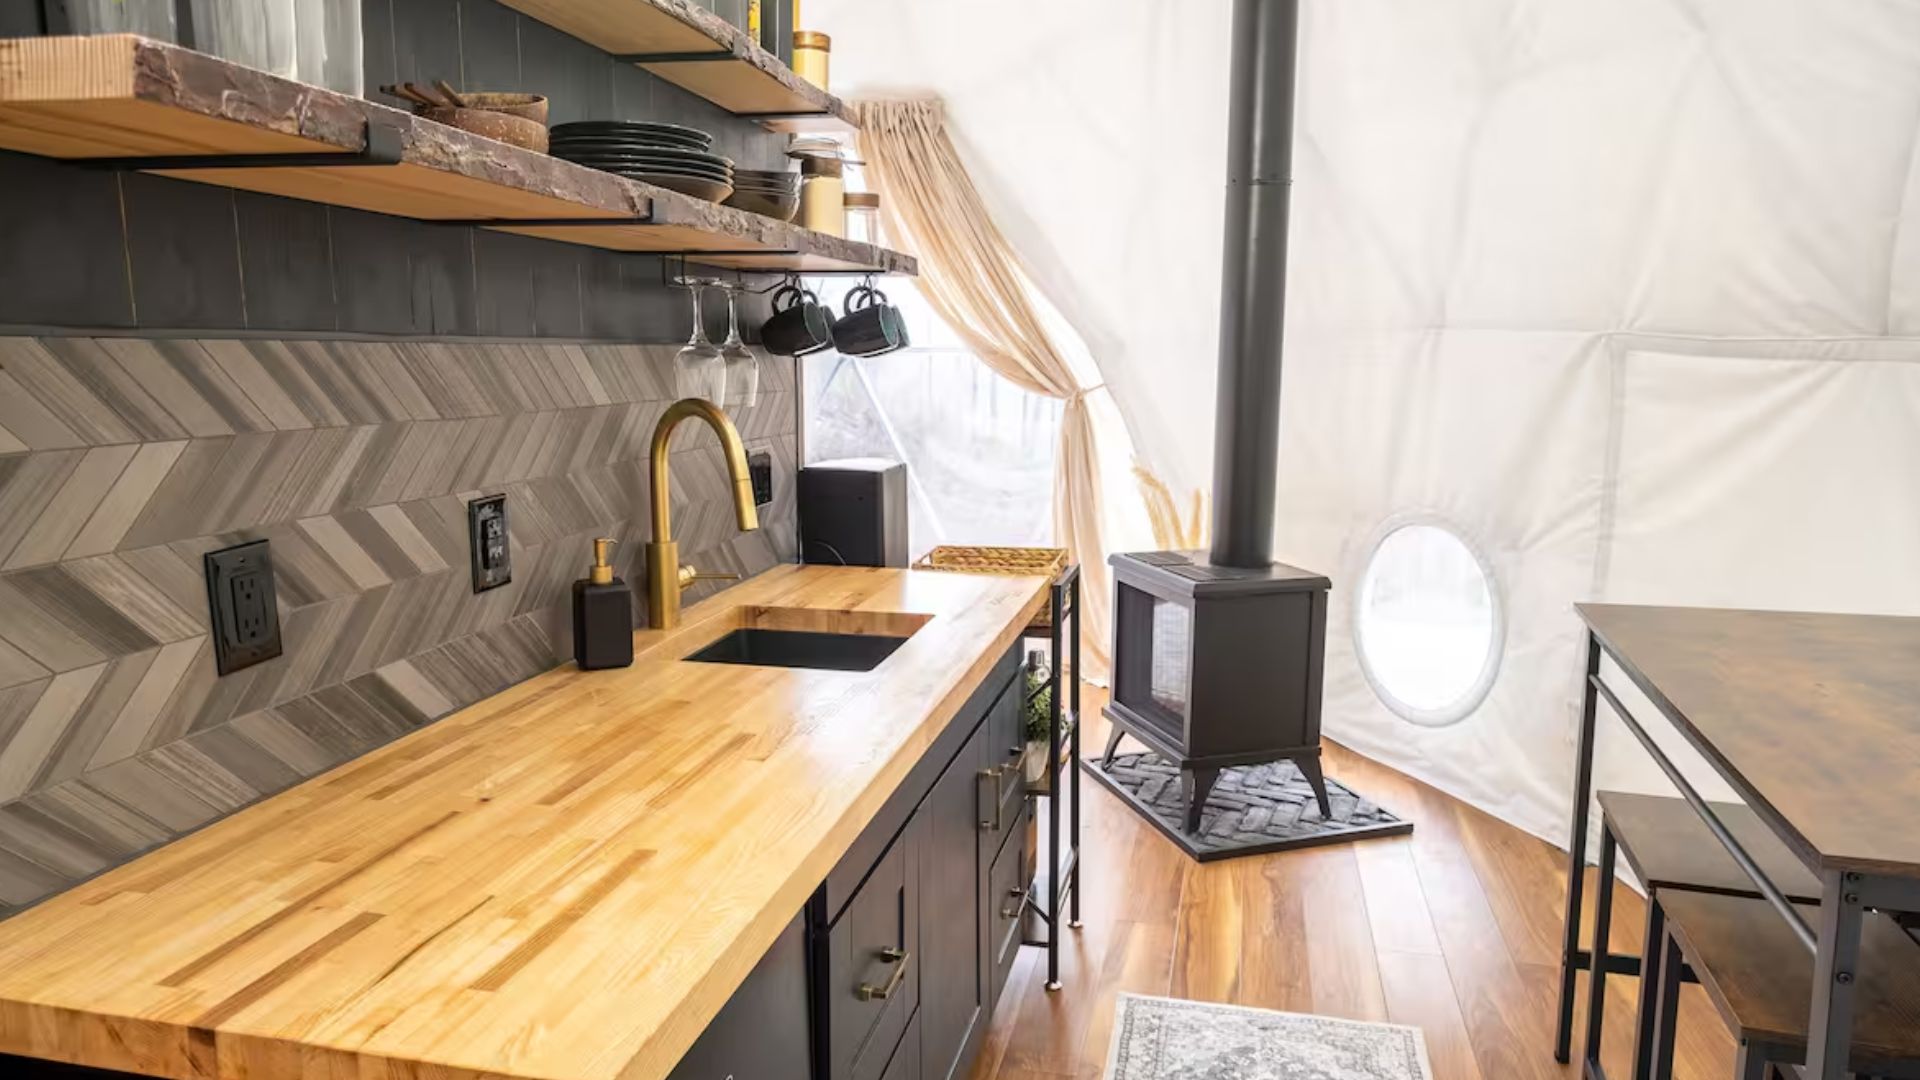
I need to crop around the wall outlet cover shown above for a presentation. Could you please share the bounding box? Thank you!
[749,449,774,507]
[205,539,283,676]
[469,494,512,592]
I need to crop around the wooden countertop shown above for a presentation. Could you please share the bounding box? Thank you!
[0,565,1050,1080]
[1579,603,1920,879]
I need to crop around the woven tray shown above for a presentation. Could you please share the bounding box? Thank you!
[914,546,1069,629]
[914,545,1068,578]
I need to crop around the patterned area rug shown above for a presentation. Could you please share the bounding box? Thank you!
[1088,753,1411,861]
[1105,994,1433,1080]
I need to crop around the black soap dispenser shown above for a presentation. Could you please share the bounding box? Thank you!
[573,537,634,670]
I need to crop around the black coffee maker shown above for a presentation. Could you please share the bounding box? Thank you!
[798,459,908,567]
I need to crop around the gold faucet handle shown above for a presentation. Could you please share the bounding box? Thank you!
[676,564,740,588]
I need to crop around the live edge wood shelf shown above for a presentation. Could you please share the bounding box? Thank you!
[498,0,856,134]
[0,34,913,275]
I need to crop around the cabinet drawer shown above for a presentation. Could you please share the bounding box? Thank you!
[986,800,1030,1016]
[983,677,1025,834]
[666,911,811,1080]
[974,684,1025,859]
[828,832,920,1080]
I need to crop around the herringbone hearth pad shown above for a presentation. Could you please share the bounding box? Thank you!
[1087,753,1412,862]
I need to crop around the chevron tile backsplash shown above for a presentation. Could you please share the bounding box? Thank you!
[0,335,796,916]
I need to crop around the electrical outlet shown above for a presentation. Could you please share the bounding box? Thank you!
[469,494,511,593]
[204,539,283,676]
[749,449,774,507]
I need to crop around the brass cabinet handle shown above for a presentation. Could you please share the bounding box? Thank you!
[856,948,911,1001]
[977,767,1001,830]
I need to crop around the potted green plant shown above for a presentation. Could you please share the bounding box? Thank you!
[1023,650,1053,785]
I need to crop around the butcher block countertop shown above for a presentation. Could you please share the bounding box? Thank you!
[0,565,1050,1080]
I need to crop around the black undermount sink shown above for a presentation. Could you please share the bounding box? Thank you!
[684,628,911,672]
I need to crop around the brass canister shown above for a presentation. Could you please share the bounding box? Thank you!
[793,30,831,91]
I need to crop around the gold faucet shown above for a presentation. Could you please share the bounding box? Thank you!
[646,398,761,630]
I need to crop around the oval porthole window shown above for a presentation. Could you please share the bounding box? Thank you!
[1353,519,1502,726]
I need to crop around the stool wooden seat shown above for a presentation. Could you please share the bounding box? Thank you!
[1656,890,1920,1074]
[1597,792,1821,902]
[1580,793,1827,1080]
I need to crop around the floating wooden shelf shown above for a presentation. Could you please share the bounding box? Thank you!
[0,34,911,274]
[500,0,857,134]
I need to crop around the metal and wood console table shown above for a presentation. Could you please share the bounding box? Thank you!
[913,549,1083,990]
[1021,564,1083,991]
[1554,604,1920,1080]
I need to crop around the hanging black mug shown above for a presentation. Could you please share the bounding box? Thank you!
[759,284,835,357]
[830,284,910,358]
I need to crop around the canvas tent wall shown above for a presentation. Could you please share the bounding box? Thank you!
[812,0,1920,844]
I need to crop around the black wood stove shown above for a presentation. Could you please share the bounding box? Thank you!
[1099,0,1340,837]
[1102,551,1330,832]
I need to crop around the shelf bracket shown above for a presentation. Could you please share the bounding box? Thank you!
[76,117,406,172]
[614,50,737,63]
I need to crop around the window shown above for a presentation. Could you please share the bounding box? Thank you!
[802,279,1063,555]
[1353,519,1502,726]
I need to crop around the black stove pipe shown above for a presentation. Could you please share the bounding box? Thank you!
[1208,0,1300,570]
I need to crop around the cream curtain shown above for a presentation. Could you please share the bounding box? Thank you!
[852,98,1114,676]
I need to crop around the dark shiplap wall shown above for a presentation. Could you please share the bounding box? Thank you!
[0,0,788,339]
[0,2,806,915]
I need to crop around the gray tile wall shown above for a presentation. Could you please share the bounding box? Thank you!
[0,0,790,338]
[0,3,805,916]
[0,334,797,918]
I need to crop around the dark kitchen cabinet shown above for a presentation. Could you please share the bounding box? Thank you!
[667,911,812,1080]
[827,831,920,1080]
[916,719,988,1080]
[818,644,1019,1080]
[879,1010,922,1080]
[984,799,1031,1018]
[672,643,1021,1080]
[981,680,1026,848]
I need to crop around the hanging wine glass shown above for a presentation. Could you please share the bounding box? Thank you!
[674,279,725,403]
[718,284,760,409]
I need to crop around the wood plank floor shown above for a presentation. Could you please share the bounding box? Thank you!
[973,688,1737,1080]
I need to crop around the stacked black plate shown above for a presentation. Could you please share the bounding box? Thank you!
[723,168,801,221]
[550,121,734,203]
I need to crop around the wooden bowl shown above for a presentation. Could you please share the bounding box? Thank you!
[418,105,549,152]
[449,92,548,124]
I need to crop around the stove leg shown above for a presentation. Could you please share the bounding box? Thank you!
[1296,753,1332,820]
[1182,767,1220,833]
[1101,723,1126,769]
